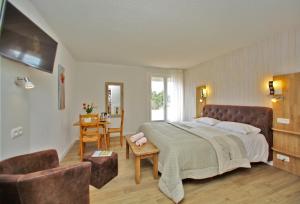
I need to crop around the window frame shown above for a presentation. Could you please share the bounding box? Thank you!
[150,75,169,122]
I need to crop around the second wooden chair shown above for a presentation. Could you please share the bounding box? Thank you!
[107,110,124,148]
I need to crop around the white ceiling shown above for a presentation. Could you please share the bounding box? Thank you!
[30,0,300,68]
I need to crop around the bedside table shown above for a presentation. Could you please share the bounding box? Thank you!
[272,128,300,176]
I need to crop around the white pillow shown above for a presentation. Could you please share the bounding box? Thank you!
[215,121,261,135]
[195,117,220,126]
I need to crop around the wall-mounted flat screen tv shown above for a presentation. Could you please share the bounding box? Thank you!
[0,1,57,73]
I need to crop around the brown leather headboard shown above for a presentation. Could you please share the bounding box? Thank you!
[202,104,273,161]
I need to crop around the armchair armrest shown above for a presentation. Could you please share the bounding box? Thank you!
[0,149,59,174]
[17,162,91,204]
[0,174,22,204]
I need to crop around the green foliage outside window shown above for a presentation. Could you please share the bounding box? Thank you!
[151,91,164,110]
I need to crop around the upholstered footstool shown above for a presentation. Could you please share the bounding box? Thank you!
[83,152,118,189]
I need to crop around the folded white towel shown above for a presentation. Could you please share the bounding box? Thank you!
[135,137,147,146]
[130,132,144,142]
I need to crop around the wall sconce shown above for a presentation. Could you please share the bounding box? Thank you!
[199,86,207,103]
[269,80,283,102]
[15,77,35,89]
[201,88,207,98]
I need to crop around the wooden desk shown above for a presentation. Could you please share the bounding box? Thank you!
[73,120,111,149]
[125,136,159,184]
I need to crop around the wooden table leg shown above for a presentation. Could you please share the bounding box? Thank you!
[153,153,158,179]
[135,156,141,184]
[102,125,108,150]
[106,133,110,149]
[126,141,129,159]
[78,129,81,155]
[103,134,107,150]
[80,140,84,161]
[83,143,86,153]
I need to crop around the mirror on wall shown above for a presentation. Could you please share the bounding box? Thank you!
[105,82,124,118]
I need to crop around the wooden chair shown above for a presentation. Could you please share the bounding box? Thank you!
[79,114,104,161]
[107,110,124,148]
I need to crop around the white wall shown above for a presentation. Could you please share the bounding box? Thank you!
[71,62,173,138]
[28,44,76,159]
[184,28,300,120]
[1,59,31,158]
[0,0,77,159]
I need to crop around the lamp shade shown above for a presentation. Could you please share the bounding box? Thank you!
[202,88,207,98]
[269,80,282,95]
[24,77,34,89]
[15,77,35,89]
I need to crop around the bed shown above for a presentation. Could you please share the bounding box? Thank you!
[139,105,273,203]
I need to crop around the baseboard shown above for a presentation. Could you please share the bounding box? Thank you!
[59,139,77,161]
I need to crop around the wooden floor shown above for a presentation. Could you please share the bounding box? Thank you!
[62,137,300,204]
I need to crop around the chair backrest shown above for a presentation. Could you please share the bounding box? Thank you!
[79,114,100,137]
[80,114,99,125]
[0,149,59,175]
[120,110,124,130]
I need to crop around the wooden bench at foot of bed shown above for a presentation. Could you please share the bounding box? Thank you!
[125,136,159,184]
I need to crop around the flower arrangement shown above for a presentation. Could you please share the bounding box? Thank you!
[82,103,96,114]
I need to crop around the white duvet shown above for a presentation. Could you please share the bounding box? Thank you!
[183,121,269,163]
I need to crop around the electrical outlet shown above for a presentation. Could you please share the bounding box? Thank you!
[10,128,18,139]
[10,126,23,139]
[277,118,290,124]
[17,127,23,136]
[276,153,290,162]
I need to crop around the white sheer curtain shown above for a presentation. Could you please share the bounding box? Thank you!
[167,70,183,122]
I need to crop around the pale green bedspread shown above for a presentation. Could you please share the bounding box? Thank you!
[139,122,250,203]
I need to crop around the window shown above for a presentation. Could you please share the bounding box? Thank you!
[151,77,165,121]
[150,71,183,122]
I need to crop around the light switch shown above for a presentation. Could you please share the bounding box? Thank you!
[277,118,290,124]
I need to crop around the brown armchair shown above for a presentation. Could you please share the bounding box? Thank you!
[0,149,91,204]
